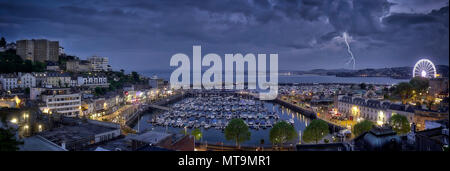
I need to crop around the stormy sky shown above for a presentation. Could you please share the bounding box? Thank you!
[0,0,448,71]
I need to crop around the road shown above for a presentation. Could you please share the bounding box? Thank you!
[279,95,356,129]
[97,104,137,122]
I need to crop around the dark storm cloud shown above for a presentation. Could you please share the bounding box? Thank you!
[0,0,448,70]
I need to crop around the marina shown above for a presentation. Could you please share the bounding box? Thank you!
[134,92,311,146]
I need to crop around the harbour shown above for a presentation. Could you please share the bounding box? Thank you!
[133,90,312,146]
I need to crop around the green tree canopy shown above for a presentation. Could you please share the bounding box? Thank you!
[269,121,297,147]
[0,127,23,151]
[191,128,202,141]
[94,87,107,96]
[393,82,413,104]
[353,120,374,137]
[0,37,6,48]
[302,119,329,144]
[359,83,367,90]
[410,77,429,98]
[0,49,46,73]
[224,118,250,148]
[389,114,411,135]
[131,71,140,83]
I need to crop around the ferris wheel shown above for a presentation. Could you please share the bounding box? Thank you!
[413,59,437,78]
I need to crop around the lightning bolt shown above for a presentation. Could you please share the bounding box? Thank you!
[343,32,356,70]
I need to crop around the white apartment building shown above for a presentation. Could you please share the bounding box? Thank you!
[77,75,108,87]
[88,56,110,72]
[46,72,71,88]
[0,74,19,90]
[19,73,36,88]
[337,95,415,125]
[33,72,47,87]
[41,89,81,117]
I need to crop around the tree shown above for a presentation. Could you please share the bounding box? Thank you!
[393,82,413,104]
[425,95,435,110]
[32,61,46,72]
[0,50,46,73]
[0,37,6,48]
[0,127,23,151]
[389,114,411,135]
[224,118,250,149]
[191,128,202,141]
[269,121,297,148]
[302,119,329,144]
[410,77,429,95]
[24,88,30,97]
[353,120,374,137]
[131,71,140,83]
[359,83,367,90]
[94,87,107,96]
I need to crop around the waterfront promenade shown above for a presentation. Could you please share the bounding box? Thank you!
[195,142,296,151]
[94,91,185,133]
[275,96,348,132]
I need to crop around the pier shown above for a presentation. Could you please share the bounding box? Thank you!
[149,104,171,111]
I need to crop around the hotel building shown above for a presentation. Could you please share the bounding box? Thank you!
[40,88,81,117]
[337,95,415,125]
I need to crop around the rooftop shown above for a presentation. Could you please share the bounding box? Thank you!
[128,131,172,144]
[38,119,119,146]
[85,136,132,151]
[136,145,173,151]
[19,135,67,151]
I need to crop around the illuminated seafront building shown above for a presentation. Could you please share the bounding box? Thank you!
[40,88,81,117]
[337,96,415,125]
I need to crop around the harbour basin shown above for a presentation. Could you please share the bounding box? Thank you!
[134,93,311,146]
